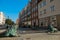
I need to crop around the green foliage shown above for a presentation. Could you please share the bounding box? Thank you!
[5,19,15,25]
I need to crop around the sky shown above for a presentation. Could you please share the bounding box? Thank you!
[0,0,29,22]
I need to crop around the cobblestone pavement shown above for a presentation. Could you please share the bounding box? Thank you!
[0,32,60,40]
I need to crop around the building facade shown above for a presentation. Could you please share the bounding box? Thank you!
[26,2,32,27]
[19,9,25,27]
[38,0,60,29]
[19,2,32,28]
[19,0,42,28]
[0,12,5,25]
[16,19,19,25]
[31,0,42,28]
[19,0,60,29]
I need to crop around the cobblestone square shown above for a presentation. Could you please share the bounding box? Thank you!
[0,31,60,40]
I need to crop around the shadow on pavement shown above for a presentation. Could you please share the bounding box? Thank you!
[0,31,7,38]
[0,31,18,38]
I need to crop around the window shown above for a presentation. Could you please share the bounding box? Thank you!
[36,6,37,9]
[51,16,56,20]
[34,7,36,11]
[39,0,46,8]
[34,14,35,17]
[40,11,42,15]
[42,0,46,7]
[43,9,46,14]
[33,7,35,12]
[40,3,42,8]
[28,12,30,15]
[40,9,46,15]
[32,9,34,12]
[36,6,37,10]
[50,0,53,2]
[50,5,55,12]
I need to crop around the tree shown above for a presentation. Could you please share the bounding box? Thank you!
[5,19,15,25]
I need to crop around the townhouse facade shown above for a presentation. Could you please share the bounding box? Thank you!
[19,0,60,29]
[31,0,42,28]
[19,2,32,28]
[38,0,60,29]
[16,19,19,25]
[19,9,25,27]
[19,0,41,28]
